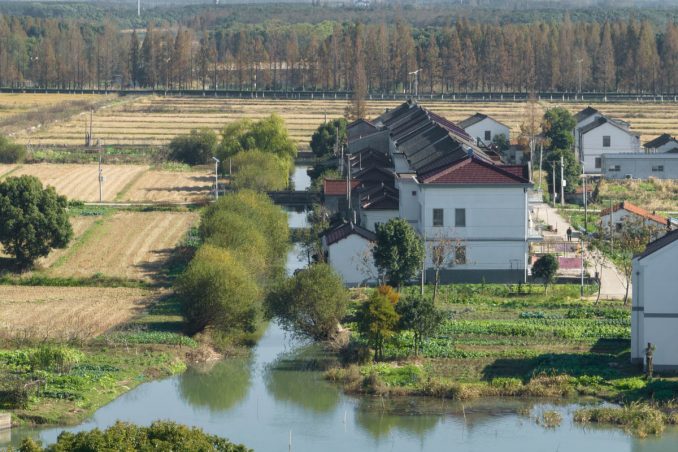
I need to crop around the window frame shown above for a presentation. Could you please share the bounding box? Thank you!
[455,208,466,227]
[603,135,611,147]
[432,208,444,227]
[484,130,491,141]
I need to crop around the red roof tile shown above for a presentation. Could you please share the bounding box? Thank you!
[323,179,360,196]
[321,222,377,246]
[600,201,667,225]
[419,156,530,185]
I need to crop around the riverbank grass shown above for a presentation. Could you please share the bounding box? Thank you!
[328,283,678,435]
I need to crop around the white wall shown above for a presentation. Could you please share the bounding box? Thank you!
[464,118,510,145]
[574,113,604,149]
[600,210,664,236]
[327,235,377,286]
[397,177,420,227]
[631,241,678,367]
[419,185,528,271]
[361,210,399,232]
[648,140,678,154]
[580,122,640,173]
[420,186,527,241]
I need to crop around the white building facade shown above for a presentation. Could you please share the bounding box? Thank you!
[578,118,640,174]
[458,113,511,146]
[631,230,678,371]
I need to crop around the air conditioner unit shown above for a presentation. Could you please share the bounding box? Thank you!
[625,174,632,179]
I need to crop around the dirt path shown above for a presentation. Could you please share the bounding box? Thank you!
[531,200,628,300]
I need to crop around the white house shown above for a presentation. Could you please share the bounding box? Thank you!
[599,201,672,237]
[321,222,377,286]
[631,229,678,371]
[574,106,605,150]
[334,101,541,284]
[457,113,510,146]
[644,134,678,154]
[602,153,678,180]
[577,116,640,174]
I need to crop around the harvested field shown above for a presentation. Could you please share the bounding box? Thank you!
[7,163,213,203]
[11,163,147,202]
[121,168,213,203]
[36,215,100,268]
[0,164,16,178]
[48,210,198,281]
[13,95,678,146]
[0,285,156,341]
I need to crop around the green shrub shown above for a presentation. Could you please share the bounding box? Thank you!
[0,134,26,163]
[230,149,290,192]
[27,420,251,451]
[29,345,84,373]
[176,245,261,335]
[168,128,217,165]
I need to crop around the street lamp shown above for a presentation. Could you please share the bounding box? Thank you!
[212,156,220,200]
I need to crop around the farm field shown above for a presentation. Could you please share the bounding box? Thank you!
[0,93,105,119]
[11,95,678,147]
[0,286,156,341]
[0,164,16,178]
[45,210,198,282]
[6,163,213,203]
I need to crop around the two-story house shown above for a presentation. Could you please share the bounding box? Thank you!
[631,229,678,371]
[574,107,640,174]
[457,113,511,147]
[323,101,540,285]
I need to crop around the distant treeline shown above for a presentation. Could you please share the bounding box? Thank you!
[0,12,677,94]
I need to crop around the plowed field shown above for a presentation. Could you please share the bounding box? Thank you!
[0,286,156,341]
[48,211,198,281]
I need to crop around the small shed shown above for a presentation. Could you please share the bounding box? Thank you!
[631,229,678,371]
[599,201,672,237]
[321,222,377,286]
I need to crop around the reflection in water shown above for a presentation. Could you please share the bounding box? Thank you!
[179,358,252,412]
[291,165,312,191]
[264,344,341,413]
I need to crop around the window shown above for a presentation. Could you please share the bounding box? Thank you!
[433,209,444,227]
[595,157,602,169]
[608,165,621,172]
[484,130,491,141]
[455,245,467,265]
[615,222,623,232]
[652,165,665,172]
[411,191,417,196]
[455,208,466,227]
[603,136,611,147]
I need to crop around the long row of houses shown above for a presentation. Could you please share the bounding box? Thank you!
[320,100,539,286]
[575,106,678,179]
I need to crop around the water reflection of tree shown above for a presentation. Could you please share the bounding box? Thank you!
[264,346,341,413]
[178,358,252,412]
[355,406,440,440]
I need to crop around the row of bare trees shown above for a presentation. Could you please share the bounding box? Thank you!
[0,15,677,94]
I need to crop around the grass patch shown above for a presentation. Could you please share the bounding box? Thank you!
[114,168,148,201]
[0,273,150,288]
[574,403,677,438]
[0,343,187,426]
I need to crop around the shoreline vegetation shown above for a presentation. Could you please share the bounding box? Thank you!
[318,284,678,437]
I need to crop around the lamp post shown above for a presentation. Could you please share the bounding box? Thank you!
[212,156,220,200]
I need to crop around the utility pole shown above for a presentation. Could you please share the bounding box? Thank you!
[538,142,543,192]
[610,198,614,255]
[577,58,583,99]
[560,155,565,206]
[212,157,220,200]
[137,0,140,17]
[408,69,422,98]
[552,162,556,207]
[98,142,103,203]
[580,233,585,299]
[583,172,588,232]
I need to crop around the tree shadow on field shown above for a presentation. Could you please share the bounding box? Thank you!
[134,245,195,288]
[0,256,32,274]
[481,350,635,382]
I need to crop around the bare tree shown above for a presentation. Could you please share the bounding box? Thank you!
[429,230,466,304]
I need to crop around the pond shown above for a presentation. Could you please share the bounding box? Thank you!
[5,163,678,450]
[7,322,678,451]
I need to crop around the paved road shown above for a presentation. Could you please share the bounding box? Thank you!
[531,201,628,301]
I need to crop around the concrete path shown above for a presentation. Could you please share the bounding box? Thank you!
[530,201,628,301]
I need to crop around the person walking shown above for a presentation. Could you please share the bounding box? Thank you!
[566,227,572,242]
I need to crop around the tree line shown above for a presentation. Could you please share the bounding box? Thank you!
[0,14,677,94]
